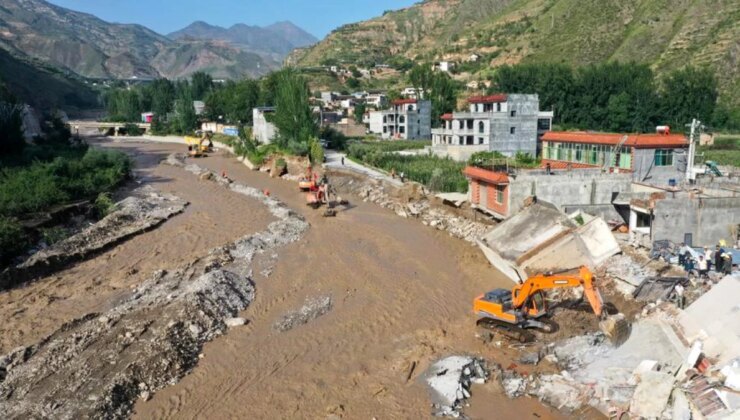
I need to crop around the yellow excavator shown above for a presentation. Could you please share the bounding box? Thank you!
[185,131,214,158]
[474,266,631,344]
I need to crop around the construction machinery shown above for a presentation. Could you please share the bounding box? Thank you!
[306,174,348,217]
[473,266,631,344]
[185,131,214,158]
[299,167,317,191]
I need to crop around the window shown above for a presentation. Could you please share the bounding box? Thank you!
[399,126,405,134]
[496,103,501,112]
[399,116,405,123]
[510,127,516,134]
[496,185,505,204]
[383,127,387,133]
[478,121,485,133]
[466,136,474,145]
[654,149,673,166]
[538,118,551,130]
[478,137,484,145]
[510,110,517,117]
[382,116,387,123]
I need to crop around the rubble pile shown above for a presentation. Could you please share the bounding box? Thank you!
[273,295,333,332]
[602,253,657,293]
[0,185,188,289]
[0,154,310,419]
[333,175,488,244]
[424,356,488,417]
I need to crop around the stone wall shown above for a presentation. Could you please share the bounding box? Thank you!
[652,196,740,246]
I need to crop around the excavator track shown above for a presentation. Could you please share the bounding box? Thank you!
[476,318,535,343]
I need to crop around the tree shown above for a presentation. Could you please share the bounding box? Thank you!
[190,71,214,100]
[174,89,197,134]
[659,66,718,129]
[271,68,317,154]
[0,78,23,155]
[346,77,361,90]
[429,72,458,127]
[146,79,176,117]
[354,102,367,124]
[408,64,434,99]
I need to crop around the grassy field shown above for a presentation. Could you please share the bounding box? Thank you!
[699,135,740,167]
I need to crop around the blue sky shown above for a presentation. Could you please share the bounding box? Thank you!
[47,0,418,38]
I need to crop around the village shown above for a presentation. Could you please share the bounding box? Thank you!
[1,1,739,419]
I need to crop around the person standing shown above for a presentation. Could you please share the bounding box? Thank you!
[704,246,713,271]
[673,283,685,309]
[722,252,733,275]
[697,255,708,279]
[715,245,724,272]
[341,156,345,166]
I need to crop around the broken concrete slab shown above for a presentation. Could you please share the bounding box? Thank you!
[224,317,247,327]
[671,388,691,420]
[425,356,488,417]
[630,371,676,418]
[531,374,585,412]
[1,185,188,289]
[478,201,620,283]
[678,274,740,366]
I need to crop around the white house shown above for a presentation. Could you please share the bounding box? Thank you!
[253,107,276,144]
[431,94,553,161]
[368,99,432,140]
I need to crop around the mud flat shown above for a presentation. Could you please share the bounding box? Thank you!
[0,154,308,419]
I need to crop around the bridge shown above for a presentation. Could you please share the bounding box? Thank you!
[67,120,152,136]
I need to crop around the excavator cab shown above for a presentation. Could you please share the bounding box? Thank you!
[522,290,547,318]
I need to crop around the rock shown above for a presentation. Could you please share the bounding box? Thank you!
[188,323,202,336]
[224,318,247,327]
[630,371,675,418]
[139,391,151,402]
[425,356,488,417]
[274,296,332,332]
[519,352,540,365]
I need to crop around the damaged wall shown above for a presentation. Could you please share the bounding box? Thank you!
[652,196,740,246]
[508,171,632,220]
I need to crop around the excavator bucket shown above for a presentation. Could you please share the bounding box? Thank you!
[599,313,631,346]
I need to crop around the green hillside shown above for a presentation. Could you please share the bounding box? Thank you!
[295,0,740,105]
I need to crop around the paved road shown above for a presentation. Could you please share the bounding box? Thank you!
[324,149,404,186]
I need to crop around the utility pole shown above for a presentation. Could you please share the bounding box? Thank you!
[686,118,702,182]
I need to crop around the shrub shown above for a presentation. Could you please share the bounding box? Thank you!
[40,226,69,245]
[94,192,115,218]
[123,123,144,136]
[0,216,27,264]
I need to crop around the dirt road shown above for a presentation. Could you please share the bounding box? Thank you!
[1,139,572,419]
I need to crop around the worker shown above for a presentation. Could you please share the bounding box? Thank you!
[696,255,708,279]
[673,283,685,309]
[715,245,724,272]
[722,252,733,275]
[390,168,396,179]
[341,156,345,165]
[704,246,713,271]
[399,171,405,183]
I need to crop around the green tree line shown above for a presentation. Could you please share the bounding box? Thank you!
[490,62,737,132]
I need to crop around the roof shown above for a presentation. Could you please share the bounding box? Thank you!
[393,98,418,105]
[463,166,510,184]
[441,113,453,121]
[468,94,508,104]
[541,131,688,149]
[540,159,600,170]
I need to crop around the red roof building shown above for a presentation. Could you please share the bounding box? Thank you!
[463,166,511,218]
[541,130,689,179]
[391,98,418,106]
[468,94,508,104]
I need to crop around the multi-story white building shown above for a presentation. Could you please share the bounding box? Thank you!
[253,107,276,144]
[368,99,432,140]
[431,94,553,161]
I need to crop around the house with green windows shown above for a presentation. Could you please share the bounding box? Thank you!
[541,131,689,182]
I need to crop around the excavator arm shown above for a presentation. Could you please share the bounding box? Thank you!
[511,266,604,317]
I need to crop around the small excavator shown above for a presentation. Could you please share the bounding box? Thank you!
[474,266,631,345]
[185,131,214,158]
[306,174,348,216]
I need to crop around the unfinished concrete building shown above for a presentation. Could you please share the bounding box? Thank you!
[368,99,432,140]
[431,94,553,161]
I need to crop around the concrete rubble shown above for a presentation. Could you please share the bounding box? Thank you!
[273,295,333,332]
[0,185,188,289]
[329,172,489,244]
[424,356,488,417]
[0,154,309,419]
[478,201,620,283]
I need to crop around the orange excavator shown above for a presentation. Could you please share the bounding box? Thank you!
[474,266,630,344]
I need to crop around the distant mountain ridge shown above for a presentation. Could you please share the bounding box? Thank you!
[167,20,317,58]
[0,0,315,80]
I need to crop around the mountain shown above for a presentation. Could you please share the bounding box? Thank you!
[294,0,740,103]
[168,20,317,59]
[0,48,98,112]
[0,0,275,79]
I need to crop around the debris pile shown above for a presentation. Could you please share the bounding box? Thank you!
[331,174,488,244]
[424,356,488,417]
[0,154,309,419]
[273,295,333,332]
[0,185,188,289]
